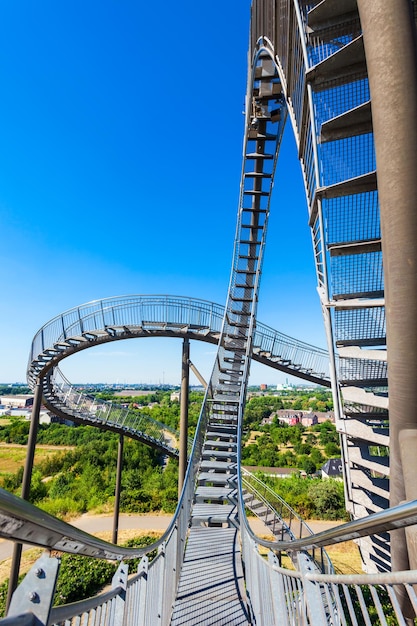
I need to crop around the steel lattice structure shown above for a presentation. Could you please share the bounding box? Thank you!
[249,0,417,574]
[1,0,417,623]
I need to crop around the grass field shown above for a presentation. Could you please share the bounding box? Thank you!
[0,443,70,475]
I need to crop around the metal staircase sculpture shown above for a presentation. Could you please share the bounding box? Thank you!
[1,0,417,623]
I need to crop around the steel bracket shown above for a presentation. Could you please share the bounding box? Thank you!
[7,553,60,625]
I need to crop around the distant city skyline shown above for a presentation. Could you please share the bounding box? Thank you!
[0,1,326,387]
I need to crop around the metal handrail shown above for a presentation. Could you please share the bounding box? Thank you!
[242,468,311,538]
[0,487,172,560]
[42,368,194,457]
[49,586,124,623]
[240,497,417,552]
[241,469,334,574]
[27,295,331,386]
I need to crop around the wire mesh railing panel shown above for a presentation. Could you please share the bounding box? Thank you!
[44,369,182,455]
[313,78,370,130]
[325,191,380,245]
[321,133,375,187]
[339,358,387,384]
[331,251,384,299]
[334,307,386,345]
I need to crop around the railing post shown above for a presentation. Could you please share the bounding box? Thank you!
[100,299,106,328]
[41,327,45,353]
[77,308,84,334]
[6,377,43,612]
[110,562,128,625]
[157,544,166,624]
[61,315,66,340]
[268,552,290,626]
[297,552,328,625]
[137,556,149,624]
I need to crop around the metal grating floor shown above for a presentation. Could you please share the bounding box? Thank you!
[170,526,249,625]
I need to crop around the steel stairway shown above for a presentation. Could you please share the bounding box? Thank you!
[170,45,287,624]
[170,423,247,625]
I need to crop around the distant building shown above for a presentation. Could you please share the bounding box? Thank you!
[11,409,32,418]
[321,458,343,480]
[276,383,293,391]
[301,413,318,427]
[21,410,54,424]
[275,411,303,425]
[1,395,33,409]
[273,410,334,425]
[260,384,268,391]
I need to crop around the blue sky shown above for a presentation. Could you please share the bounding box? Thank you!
[0,0,326,387]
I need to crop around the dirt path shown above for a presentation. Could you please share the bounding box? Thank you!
[0,513,345,562]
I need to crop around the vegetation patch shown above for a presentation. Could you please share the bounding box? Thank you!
[0,444,67,475]
[253,473,348,520]
[0,418,179,519]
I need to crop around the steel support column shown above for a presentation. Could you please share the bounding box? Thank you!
[112,434,124,545]
[357,0,417,584]
[178,338,190,497]
[6,377,43,612]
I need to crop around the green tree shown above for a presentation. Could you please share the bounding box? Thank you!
[324,442,341,457]
[307,479,346,519]
[310,448,324,467]
[302,459,317,475]
[29,470,48,503]
[318,422,338,445]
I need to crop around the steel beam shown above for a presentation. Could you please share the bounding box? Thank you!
[6,378,43,612]
[112,434,124,545]
[178,339,190,497]
[187,359,207,389]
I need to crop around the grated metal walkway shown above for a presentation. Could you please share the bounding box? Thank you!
[170,527,248,625]
[171,423,249,625]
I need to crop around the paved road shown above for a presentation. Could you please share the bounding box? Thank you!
[0,514,344,562]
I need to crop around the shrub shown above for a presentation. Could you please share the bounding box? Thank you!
[307,479,347,520]
[302,459,317,476]
[54,554,116,606]
[39,496,86,519]
[324,442,341,457]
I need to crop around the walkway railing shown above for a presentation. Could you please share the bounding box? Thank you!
[241,524,417,626]
[2,483,417,624]
[41,368,190,457]
[241,468,334,575]
[27,295,331,388]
